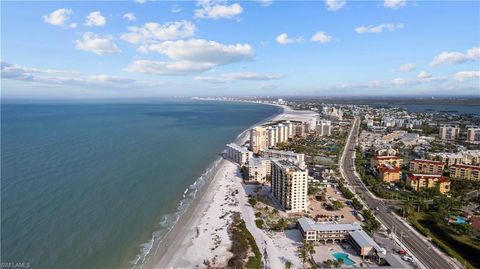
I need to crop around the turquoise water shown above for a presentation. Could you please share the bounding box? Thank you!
[332,252,355,266]
[455,216,467,224]
[1,100,280,269]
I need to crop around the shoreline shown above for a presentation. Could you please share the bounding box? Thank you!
[142,101,287,268]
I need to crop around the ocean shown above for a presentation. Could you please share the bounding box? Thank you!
[0,100,280,269]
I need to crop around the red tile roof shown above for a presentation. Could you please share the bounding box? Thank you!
[408,173,446,181]
[374,155,400,160]
[451,164,480,171]
[379,164,400,173]
[411,159,444,165]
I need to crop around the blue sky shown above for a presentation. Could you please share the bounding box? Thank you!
[1,0,479,99]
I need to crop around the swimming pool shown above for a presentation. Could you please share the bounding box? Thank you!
[332,252,355,266]
[456,216,467,224]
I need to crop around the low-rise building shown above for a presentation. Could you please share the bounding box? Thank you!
[298,218,386,258]
[450,164,480,181]
[409,159,445,175]
[226,143,253,166]
[429,152,464,166]
[370,156,402,168]
[247,157,271,184]
[407,173,451,193]
[378,163,401,183]
[271,160,308,213]
[439,124,460,141]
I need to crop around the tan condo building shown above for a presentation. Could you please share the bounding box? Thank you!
[439,124,460,141]
[450,164,480,181]
[378,163,401,183]
[260,148,306,169]
[467,128,480,143]
[370,155,402,168]
[409,159,445,175]
[407,173,451,194]
[271,160,308,213]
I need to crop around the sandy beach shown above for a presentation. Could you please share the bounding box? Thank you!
[144,103,317,269]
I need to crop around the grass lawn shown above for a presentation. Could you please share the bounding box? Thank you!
[408,212,480,269]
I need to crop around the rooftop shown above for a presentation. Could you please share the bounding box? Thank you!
[349,229,386,255]
[298,217,361,232]
[226,143,250,153]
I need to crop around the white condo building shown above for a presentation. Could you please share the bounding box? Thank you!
[271,160,308,213]
[260,148,306,169]
[467,128,480,143]
[247,157,271,184]
[316,119,332,136]
[226,143,253,166]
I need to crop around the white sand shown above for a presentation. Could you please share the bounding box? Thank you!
[148,103,317,269]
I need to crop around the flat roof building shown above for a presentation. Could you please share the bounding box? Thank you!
[226,143,252,166]
[271,160,308,213]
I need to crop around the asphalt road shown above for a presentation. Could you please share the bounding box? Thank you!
[340,117,458,269]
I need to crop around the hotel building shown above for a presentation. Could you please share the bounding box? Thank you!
[439,125,460,141]
[409,159,445,175]
[316,119,332,136]
[247,157,271,184]
[225,143,253,166]
[450,164,480,181]
[378,163,401,183]
[407,173,451,194]
[260,148,306,169]
[271,160,308,213]
[298,218,386,258]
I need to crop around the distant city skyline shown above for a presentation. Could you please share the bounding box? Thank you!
[1,0,479,99]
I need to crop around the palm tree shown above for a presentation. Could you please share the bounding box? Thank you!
[284,260,292,269]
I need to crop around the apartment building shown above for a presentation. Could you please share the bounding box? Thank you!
[439,125,460,141]
[225,143,253,166]
[247,157,271,184]
[260,148,306,169]
[250,126,268,154]
[429,152,464,166]
[450,164,480,181]
[316,119,332,136]
[271,160,308,213]
[467,128,480,143]
[409,159,445,175]
[378,163,401,183]
[370,155,402,168]
[407,173,451,194]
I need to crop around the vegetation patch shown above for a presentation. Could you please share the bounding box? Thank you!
[227,212,263,269]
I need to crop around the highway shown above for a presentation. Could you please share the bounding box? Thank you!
[340,117,459,269]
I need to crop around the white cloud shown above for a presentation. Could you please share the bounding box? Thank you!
[75,32,121,55]
[195,72,284,83]
[121,21,196,44]
[126,60,215,75]
[84,11,106,27]
[311,31,332,43]
[454,71,480,81]
[355,23,404,34]
[275,33,304,45]
[325,0,346,11]
[1,60,161,89]
[384,0,406,9]
[43,8,72,26]
[134,0,147,3]
[127,39,254,75]
[398,63,416,72]
[123,13,136,22]
[171,5,182,13]
[69,23,77,29]
[276,33,293,45]
[194,0,243,20]
[257,0,273,7]
[429,47,480,67]
[417,71,431,79]
[391,77,409,85]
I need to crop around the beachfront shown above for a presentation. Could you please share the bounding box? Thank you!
[147,104,318,268]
